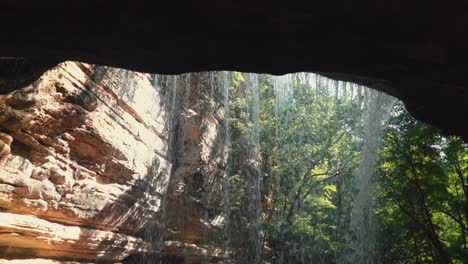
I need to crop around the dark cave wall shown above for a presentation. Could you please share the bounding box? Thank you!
[0,0,467,140]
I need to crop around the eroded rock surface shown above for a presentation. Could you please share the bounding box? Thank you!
[0,62,172,262]
[0,63,230,263]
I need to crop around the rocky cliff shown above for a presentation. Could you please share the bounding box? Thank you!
[0,62,228,263]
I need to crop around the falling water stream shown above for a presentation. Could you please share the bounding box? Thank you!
[347,90,397,264]
[138,71,397,263]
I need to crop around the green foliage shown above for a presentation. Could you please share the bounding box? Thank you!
[255,75,364,263]
[374,103,468,263]
[217,72,467,263]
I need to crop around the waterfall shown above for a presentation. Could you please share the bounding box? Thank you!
[347,90,397,263]
[132,74,182,263]
[247,73,262,263]
[273,74,293,113]
[222,71,232,262]
[138,71,399,263]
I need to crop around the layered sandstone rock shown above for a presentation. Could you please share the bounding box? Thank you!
[0,212,150,261]
[0,62,172,262]
[0,63,229,263]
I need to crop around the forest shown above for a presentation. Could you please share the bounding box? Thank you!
[212,72,468,263]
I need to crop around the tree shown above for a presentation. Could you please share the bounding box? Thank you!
[375,103,468,263]
[258,74,364,263]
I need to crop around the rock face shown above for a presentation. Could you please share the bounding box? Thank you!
[0,212,150,261]
[133,73,230,263]
[0,62,230,263]
[0,62,219,262]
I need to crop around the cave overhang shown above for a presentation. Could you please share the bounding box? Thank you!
[0,0,467,140]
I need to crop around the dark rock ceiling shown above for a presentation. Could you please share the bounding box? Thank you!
[0,0,467,140]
